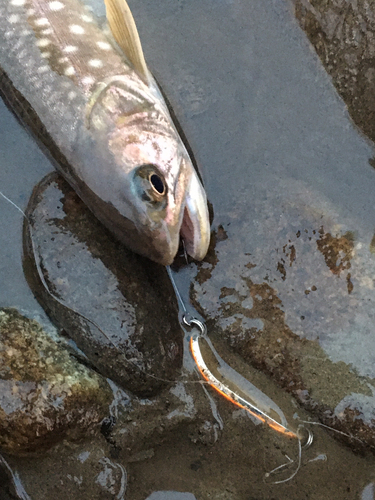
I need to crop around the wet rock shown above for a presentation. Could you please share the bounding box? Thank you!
[190,179,375,451]
[0,308,112,456]
[0,373,224,500]
[23,172,183,397]
[294,0,375,145]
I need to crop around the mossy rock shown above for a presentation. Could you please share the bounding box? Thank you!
[0,308,112,456]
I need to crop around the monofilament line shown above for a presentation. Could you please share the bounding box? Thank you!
[0,190,27,217]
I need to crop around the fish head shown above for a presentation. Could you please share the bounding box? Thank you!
[84,78,210,265]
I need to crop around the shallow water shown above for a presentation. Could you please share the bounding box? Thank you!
[0,99,52,316]
[2,0,375,498]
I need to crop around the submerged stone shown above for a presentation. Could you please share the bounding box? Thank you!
[23,172,183,397]
[0,308,112,456]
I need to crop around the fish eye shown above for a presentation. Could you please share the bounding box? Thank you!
[134,164,167,206]
[149,172,165,196]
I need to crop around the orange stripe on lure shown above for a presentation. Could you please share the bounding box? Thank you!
[189,332,298,439]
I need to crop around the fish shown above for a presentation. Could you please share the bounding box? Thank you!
[0,0,210,265]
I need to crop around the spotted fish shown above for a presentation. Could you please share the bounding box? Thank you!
[0,0,210,265]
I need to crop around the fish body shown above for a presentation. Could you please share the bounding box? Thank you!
[0,0,210,265]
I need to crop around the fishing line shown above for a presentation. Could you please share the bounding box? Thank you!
[299,420,366,446]
[264,445,302,485]
[263,419,368,484]
[0,191,27,218]
[263,424,311,484]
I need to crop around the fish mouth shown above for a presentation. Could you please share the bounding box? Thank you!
[179,171,210,262]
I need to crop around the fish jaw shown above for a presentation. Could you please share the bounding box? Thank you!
[127,154,211,266]
[180,168,211,261]
[153,161,211,265]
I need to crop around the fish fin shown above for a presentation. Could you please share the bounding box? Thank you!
[104,0,150,84]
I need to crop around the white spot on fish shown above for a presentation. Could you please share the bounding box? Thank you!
[96,41,111,51]
[58,56,69,63]
[63,45,78,53]
[8,14,19,23]
[68,91,77,100]
[69,24,85,35]
[37,65,49,73]
[81,75,95,85]
[41,28,53,35]
[49,1,64,11]
[64,66,75,76]
[81,14,93,23]
[26,8,35,15]
[41,51,51,58]
[36,38,51,47]
[88,59,103,68]
[11,0,25,5]
[35,17,49,26]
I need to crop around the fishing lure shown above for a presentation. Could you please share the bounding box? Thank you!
[186,316,313,444]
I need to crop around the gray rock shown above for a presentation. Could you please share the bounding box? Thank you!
[23,172,183,397]
[0,308,112,456]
